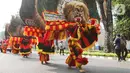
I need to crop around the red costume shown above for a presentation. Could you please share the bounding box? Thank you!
[19,37,32,57]
[1,39,8,53]
[12,43,20,54]
[37,36,54,64]
[66,39,88,69]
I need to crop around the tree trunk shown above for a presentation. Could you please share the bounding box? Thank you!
[106,0,114,52]
[5,24,10,39]
[104,27,113,52]
[97,0,113,52]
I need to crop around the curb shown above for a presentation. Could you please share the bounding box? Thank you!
[82,55,130,61]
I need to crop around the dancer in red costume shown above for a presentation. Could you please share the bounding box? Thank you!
[66,38,88,72]
[12,43,20,54]
[1,39,8,53]
[37,36,54,64]
[19,37,32,58]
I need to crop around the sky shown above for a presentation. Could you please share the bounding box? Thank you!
[0,0,22,31]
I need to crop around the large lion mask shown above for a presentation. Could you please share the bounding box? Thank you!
[63,1,89,24]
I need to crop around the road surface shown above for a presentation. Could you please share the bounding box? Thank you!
[0,51,130,73]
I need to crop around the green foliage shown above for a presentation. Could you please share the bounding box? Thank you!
[83,52,117,57]
[113,17,130,39]
[63,50,130,58]
[113,0,130,4]
[127,54,130,58]
[113,0,130,40]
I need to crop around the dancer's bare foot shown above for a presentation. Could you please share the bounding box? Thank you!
[79,69,85,73]
[78,67,85,73]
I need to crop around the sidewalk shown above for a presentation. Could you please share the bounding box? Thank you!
[83,55,130,61]
[64,53,130,61]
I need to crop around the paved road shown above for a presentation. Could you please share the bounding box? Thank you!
[0,51,130,73]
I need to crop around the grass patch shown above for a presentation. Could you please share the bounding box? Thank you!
[61,50,130,58]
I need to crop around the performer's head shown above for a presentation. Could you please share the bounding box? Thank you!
[117,34,120,37]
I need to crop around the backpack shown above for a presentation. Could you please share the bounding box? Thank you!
[120,38,126,48]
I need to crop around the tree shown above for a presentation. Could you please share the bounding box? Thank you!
[97,0,114,52]
[0,31,5,40]
[113,0,130,40]
[114,18,130,40]
[5,23,10,39]
[7,15,24,36]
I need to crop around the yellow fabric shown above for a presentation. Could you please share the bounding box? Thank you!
[45,25,50,30]
[48,31,55,40]
[58,30,67,40]
[59,25,63,30]
[66,55,72,64]
[75,61,82,68]
[39,34,42,37]
[53,26,56,30]
[41,51,55,54]
[13,46,19,50]
[18,37,20,42]
[62,22,65,24]
[34,32,37,36]
[37,29,40,32]
[30,32,32,36]
[27,28,30,31]
[56,22,60,25]
[36,46,55,54]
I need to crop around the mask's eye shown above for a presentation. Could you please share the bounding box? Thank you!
[76,8,80,12]
[80,7,83,12]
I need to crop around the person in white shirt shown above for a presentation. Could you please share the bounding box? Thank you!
[59,41,65,55]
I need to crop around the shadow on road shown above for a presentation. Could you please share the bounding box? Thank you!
[43,63,81,73]
[19,53,39,61]
[20,57,39,61]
